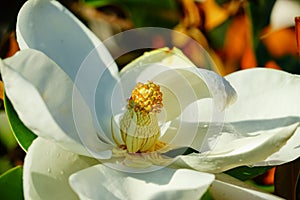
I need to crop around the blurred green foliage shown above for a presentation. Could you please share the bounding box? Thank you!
[0,166,23,200]
[83,0,179,28]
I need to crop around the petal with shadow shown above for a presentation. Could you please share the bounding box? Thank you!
[210,173,284,200]
[16,0,118,81]
[1,49,112,158]
[69,164,214,200]
[23,137,98,200]
[173,119,299,173]
[224,68,300,166]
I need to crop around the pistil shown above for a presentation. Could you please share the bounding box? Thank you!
[118,81,165,153]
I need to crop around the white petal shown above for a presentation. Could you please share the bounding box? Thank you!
[23,137,98,200]
[69,164,214,200]
[270,0,300,30]
[16,0,118,81]
[224,68,300,166]
[255,127,300,166]
[173,121,299,173]
[16,0,120,145]
[75,46,120,145]
[118,47,236,122]
[210,173,284,200]
[225,68,300,121]
[0,49,112,158]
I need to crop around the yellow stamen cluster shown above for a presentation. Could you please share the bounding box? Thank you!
[116,81,166,153]
[128,81,163,114]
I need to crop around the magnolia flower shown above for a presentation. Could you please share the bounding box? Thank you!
[1,0,300,199]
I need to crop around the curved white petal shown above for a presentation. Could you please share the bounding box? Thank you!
[116,47,236,122]
[270,0,300,30]
[16,0,120,146]
[74,46,120,146]
[172,69,300,169]
[224,68,300,166]
[24,137,98,200]
[0,49,113,158]
[210,174,284,200]
[225,68,300,121]
[172,120,299,173]
[69,164,214,200]
[255,128,300,166]
[16,0,118,81]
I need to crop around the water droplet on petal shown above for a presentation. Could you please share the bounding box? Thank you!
[60,171,64,175]
[47,168,51,173]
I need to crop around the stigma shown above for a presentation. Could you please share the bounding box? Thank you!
[128,81,163,114]
[117,81,165,153]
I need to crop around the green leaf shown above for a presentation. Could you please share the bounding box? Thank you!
[224,166,273,181]
[245,180,274,194]
[0,111,17,150]
[4,94,37,152]
[0,166,23,200]
[200,190,214,200]
[0,158,13,174]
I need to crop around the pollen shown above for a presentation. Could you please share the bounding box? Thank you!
[128,81,163,114]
